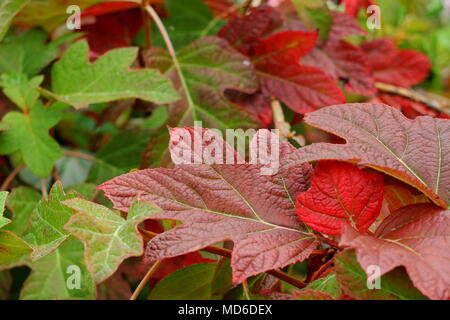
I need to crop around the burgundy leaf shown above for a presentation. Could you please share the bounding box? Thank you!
[361,39,432,87]
[284,103,450,208]
[340,203,450,300]
[99,129,317,282]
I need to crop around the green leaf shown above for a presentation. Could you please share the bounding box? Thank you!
[306,272,341,299]
[20,239,95,300]
[0,29,62,76]
[145,36,258,166]
[152,0,219,50]
[0,191,10,228]
[4,187,40,235]
[24,182,77,260]
[149,262,232,300]
[335,250,428,300]
[0,0,30,41]
[51,40,180,109]
[0,73,43,110]
[0,230,32,269]
[0,102,64,177]
[63,199,160,283]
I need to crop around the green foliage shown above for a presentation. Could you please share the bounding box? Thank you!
[51,40,180,109]
[0,102,65,177]
[24,183,78,260]
[0,29,67,76]
[149,261,233,300]
[20,239,95,300]
[335,250,428,300]
[63,199,160,283]
[0,0,30,41]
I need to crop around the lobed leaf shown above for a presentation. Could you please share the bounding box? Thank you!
[51,40,180,109]
[24,182,77,260]
[284,103,450,208]
[0,102,64,177]
[296,161,384,235]
[335,249,428,300]
[340,204,450,300]
[20,239,95,300]
[99,128,318,283]
[63,199,160,283]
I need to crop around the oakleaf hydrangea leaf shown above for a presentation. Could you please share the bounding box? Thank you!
[25,182,78,260]
[0,102,64,177]
[296,161,384,235]
[5,186,41,235]
[335,249,427,300]
[340,204,450,300]
[99,128,318,283]
[144,36,259,167]
[51,40,180,109]
[63,199,160,283]
[0,28,64,76]
[284,103,450,208]
[0,230,31,269]
[0,73,43,111]
[20,239,95,300]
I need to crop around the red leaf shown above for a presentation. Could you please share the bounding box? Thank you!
[326,12,366,46]
[322,40,375,95]
[99,129,318,283]
[296,161,384,235]
[284,103,450,208]
[252,31,318,65]
[226,91,273,127]
[361,39,432,87]
[81,8,143,56]
[374,93,437,119]
[218,6,282,55]
[339,0,376,17]
[81,2,140,17]
[219,10,344,114]
[340,203,450,300]
[257,63,345,114]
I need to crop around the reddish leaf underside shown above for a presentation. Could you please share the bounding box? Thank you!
[296,161,384,235]
[361,39,432,88]
[284,103,450,208]
[326,12,367,46]
[384,181,430,212]
[340,203,450,300]
[99,129,318,283]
